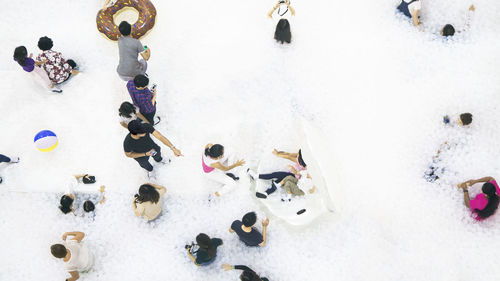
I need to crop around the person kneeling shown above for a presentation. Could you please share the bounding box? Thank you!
[186,233,223,266]
[50,231,93,281]
[458,176,500,220]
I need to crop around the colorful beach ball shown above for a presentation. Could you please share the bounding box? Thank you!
[34,130,58,152]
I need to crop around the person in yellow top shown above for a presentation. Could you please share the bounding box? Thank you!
[132,183,166,221]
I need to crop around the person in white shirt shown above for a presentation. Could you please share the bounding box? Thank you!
[118,101,150,128]
[50,231,94,281]
[441,5,475,37]
[132,183,166,221]
[397,0,422,27]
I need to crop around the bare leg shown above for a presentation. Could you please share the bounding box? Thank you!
[272,149,298,163]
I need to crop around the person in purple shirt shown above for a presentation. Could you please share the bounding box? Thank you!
[13,46,62,93]
[127,74,159,125]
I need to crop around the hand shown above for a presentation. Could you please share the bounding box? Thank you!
[309,186,316,194]
[172,148,183,157]
[469,4,475,11]
[145,149,155,156]
[215,191,220,197]
[99,185,105,193]
[457,183,468,189]
[29,53,33,58]
[272,149,279,155]
[262,218,270,227]
[235,159,246,167]
[62,233,68,241]
[222,264,232,271]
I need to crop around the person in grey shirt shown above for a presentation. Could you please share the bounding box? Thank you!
[116,21,151,81]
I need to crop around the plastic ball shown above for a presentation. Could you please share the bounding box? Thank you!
[34,130,58,152]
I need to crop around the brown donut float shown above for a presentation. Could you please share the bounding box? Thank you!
[96,0,157,41]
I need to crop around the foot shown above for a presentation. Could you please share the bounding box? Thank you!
[247,168,258,180]
[71,70,79,76]
[51,87,63,93]
[266,181,278,195]
[9,157,19,163]
[159,158,171,165]
[256,192,267,199]
[153,116,161,126]
[147,170,157,180]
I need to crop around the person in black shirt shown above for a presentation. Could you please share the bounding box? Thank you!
[229,212,269,247]
[222,263,269,281]
[186,233,223,266]
[123,120,182,179]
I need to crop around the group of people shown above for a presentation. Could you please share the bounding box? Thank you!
[423,113,500,221]
[397,0,476,37]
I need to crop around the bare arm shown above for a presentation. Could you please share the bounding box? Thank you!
[210,160,245,172]
[286,1,295,15]
[62,231,85,242]
[132,198,141,217]
[463,189,471,208]
[465,177,495,186]
[140,48,151,61]
[136,112,150,124]
[152,130,183,156]
[258,218,269,247]
[186,249,200,266]
[267,2,280,18]
[125,150,153,159]
[151,89,157,106]
[412,10,420,26]
[67,271,80,281]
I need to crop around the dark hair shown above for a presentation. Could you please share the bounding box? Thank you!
[274,19,291,44]
[13,46,28,66]
[204,144,224,158]
[442,24,455,37]
[59,195,74,214]
[475,182,499,219]
[459,113,473,125]
[38,36,53,51]
[134,184,160,204]
[241,270,261,281]
[50,244,67,258]
[297,149,307,168]
[83,200,95,212]
[242,212,257,227]
[119,101,137,118]
[196,233,216,259]
[128,119,147,135]
[119,21,132,36]
[133,74,149,88]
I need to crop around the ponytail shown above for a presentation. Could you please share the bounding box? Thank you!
[475,182,500,219]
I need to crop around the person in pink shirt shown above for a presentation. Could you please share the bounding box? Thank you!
[457,176,500,220]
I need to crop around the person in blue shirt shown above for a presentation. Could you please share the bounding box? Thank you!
[229,212,269,247]
[186,233,223,266]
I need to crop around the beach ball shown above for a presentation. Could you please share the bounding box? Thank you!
[34,130,58,152]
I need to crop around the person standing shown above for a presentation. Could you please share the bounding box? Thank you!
[127,74,158,124]
[116,21,151,81]
[50,231,94,281]
[123,120,182,179]
[229,212,269,247]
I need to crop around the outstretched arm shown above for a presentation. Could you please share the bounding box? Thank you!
[62,231,85,242]
[210,160,245,172]
[267,2,280,18]
[286,1,295,15]
[152,130,183,156]
[272,149,298,162]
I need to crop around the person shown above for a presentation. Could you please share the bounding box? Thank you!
[222,264,270,281]
[75,185,106,219]
[396,0,421,27]
[127,74,159,124]
[116,21,151,81]
[123,120,182,179]
[132,183,166,221]
[59,174,97,214]
[0,154,19,184]
[102,0,115,9]
[458,177,500,220]
[186,233,223,266]
[229,212,269,247]
[118,101,150,128]
[277,171,316,201]
[440,5,475,37]
[36,36,79,85]
[13,46,62,93]
[268,0,295,44]
[424,113,473,183]
[202,143,245,197]
[50,231,94,281]
[247,149,307,198]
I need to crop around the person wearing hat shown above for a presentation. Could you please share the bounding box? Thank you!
[123,120,182,179]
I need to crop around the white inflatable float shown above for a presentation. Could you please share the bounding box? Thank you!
[252,119,342,226]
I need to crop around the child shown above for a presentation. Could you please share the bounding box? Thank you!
[59,174,97,215]
[13,46,62,93]
[397,0,422,27]
[0,154,20,184]
[268,0,295,44]
[424,113,473,183]
[36,36,79,86]
[440,5,475,37]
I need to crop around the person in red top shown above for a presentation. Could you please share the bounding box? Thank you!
[458,176,500,220]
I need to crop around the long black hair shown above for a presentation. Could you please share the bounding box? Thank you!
[13,46,28,67]
[475,182,499,219]
[134,184,160,204]
[274,19,291,44]
[240,270,262,281]
[204,144,224,158]
[119,101,137,118]
[59,195,74,214]
[196,233,216,259]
